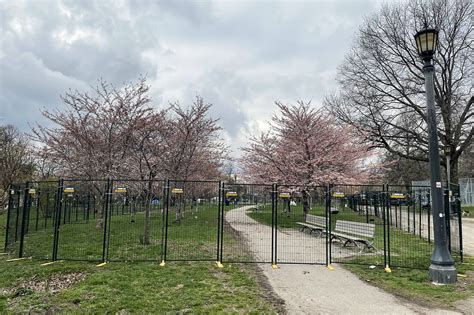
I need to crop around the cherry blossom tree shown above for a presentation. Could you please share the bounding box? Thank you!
[163,97,228,181]
[241,101,373,218]
[129,96,228,228]
[33,77,157,229]
[33,77,155,180]
[33,78,228,240]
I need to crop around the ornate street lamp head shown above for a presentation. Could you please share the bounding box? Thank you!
[444,146,452,155]
[414,26,439,60]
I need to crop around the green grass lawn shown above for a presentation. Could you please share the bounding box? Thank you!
[0,257,280,313]
[0,203,281,313]
[462,205,473,216]
[6,202,241,262]
[2,198,473,312]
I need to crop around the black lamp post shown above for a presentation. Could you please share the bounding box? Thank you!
[414,26,457,284]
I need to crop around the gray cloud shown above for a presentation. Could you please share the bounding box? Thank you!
[0,0,382,155]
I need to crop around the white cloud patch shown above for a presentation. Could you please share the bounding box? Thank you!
[0,0,383,156]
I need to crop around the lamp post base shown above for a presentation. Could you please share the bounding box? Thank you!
[429,263,457,284]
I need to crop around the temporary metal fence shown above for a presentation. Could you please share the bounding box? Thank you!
[4,180,464,270]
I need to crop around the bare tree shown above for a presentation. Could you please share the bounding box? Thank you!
[325,0,473,184]
[0,125,35,210]
[33,79,228,241]
[458,138,473,178]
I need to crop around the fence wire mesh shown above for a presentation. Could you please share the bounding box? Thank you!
[329,185,385,267]
[3,180,464,270]
[221,183,273,263]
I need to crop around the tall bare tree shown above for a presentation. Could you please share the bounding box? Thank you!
[325,0,473,184]
[0,125,35,210]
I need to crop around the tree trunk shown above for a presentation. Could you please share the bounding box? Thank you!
[450,157,459,185]
[302,190,310,220]
[96,194,105,229]
[143,178,152,245]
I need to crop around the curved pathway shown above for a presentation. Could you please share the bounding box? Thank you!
[225,206,458,314]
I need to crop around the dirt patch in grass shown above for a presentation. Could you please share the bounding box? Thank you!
[7,272,86,296]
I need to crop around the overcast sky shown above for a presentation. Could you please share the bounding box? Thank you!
[0,0,386,156]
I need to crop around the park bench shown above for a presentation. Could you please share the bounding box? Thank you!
[330,220,376,252]
[296,214,326,236]
[247,204,263,211]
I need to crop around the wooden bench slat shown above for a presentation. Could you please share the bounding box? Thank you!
[297,214,327,236]
[335,220,375,239]
[331,220,376,252]
[306,214,326,227]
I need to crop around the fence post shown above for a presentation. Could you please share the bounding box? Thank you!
[444,188,452,253]
[35,190,40,231]
[44,192,50,229]
[159,180,168,265]
[161,179,170,265]
[4,185,14,251]
[326,184,332,268]
[382,185,390,272]
[365,191,369,223]
[456,195,463,262]
[105,179,114,262]
[216,181,222,265]
[219,182,224,264]
[101,179,111,263]
[428,191,431,243]
[14,189,21,242]
[271,184,274,267]
[18,181,30,258]
[272,183,278,268]
[52,179,63,261]
[25,186,32,235]
[385,184,392,270]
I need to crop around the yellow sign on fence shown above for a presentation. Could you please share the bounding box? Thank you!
[114,187,127,193]
[390,193,405,199]
[332,192,345,198]
[28,188,36,195]
[171,188,184,194]
[64,187,75,193]
[279,192,291,198]
[226,191,238,197]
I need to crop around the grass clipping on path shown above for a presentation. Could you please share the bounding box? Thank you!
[345,261,474,309]
[0,259,280,314]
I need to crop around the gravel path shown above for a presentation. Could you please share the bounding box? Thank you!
[461,218,474,256]
[225,206,459,314]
